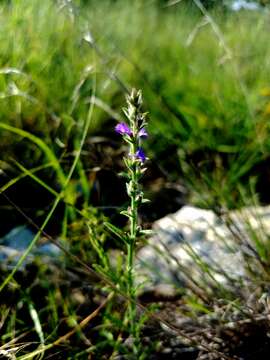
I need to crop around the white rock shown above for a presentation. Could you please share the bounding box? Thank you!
[136,205,270,287]
[231,0,260,11]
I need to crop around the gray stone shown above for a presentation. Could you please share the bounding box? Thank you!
[0,226,61,268]
[136,205,270,287]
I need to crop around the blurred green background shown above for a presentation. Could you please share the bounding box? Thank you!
[1,0,270,228]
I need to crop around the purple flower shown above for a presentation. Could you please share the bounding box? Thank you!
[115,122,132,136]
[135,147,146,163]
[138,128,148,139]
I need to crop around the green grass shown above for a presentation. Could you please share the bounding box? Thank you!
[1,0,270,207]
[2,0,270,358]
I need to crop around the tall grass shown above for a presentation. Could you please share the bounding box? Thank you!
[1,0,270,208]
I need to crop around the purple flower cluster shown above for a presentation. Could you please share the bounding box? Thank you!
[115,122,132,136]
[135,147,146,163]
[138,128,148,139]
[115,122,148,163]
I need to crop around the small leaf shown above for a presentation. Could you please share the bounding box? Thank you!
[126,181,133,196]
[104,222,128,243]
[118,171,129,179]
[29,302,45,345]
[124,136,133,145]
[140,229,154,236]
[120,210,134,219]
[141,198,150,204]
[123,157,132,169]
[122,107,130,119]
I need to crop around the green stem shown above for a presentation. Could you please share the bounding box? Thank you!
[126,140,138,346]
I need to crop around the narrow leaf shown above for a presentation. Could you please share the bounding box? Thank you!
[104,222,129,244]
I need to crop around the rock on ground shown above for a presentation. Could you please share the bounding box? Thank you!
[136,205,270,288]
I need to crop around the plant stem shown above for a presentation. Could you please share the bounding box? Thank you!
[116,89,147,355]
[126,140,138,341]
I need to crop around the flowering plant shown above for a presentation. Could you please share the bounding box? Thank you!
[115,89,150,354]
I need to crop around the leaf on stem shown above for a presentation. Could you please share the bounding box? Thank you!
[104,222,129,244]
